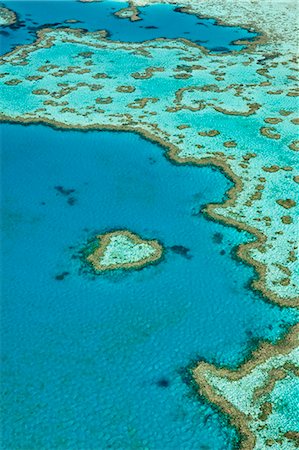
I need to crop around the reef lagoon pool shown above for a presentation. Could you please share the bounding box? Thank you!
[1,123,298,449]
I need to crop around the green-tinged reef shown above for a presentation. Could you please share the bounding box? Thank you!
[0,5,16,27]
[86,230,163,271]
[68,1,299,447]
[114,3,141,21]
[0,23,298,306]
[194,325,299,449]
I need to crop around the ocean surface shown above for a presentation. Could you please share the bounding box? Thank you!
[1,124,298,449]
[0,3,295,449]
[0,0,257,54]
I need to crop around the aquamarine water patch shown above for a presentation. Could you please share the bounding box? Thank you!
[2,123,298,449]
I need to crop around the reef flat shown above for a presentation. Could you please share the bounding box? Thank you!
[0,5,16,26]
[0,19,298,306]
[194,325,299,449]
[5,123,297,449]
[87,230,163,271]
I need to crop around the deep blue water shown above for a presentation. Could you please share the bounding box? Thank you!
[1,123,298,449]
[0,0,257,54]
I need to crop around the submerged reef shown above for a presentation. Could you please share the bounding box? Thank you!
[0,25,298,305]
[114,3,141,22]
[0,6,16,27]
[86,230,163,271]
[194,325,299,449]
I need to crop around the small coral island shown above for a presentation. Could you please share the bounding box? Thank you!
[0,6,16,27]
[86,230,163,271]
[114,5,141,22]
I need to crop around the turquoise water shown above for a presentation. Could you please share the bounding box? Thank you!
[0,0,257,54]
[1,123,298,449]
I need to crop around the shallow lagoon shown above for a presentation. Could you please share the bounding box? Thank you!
[1,124,298,449]
[0,0,257,54]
